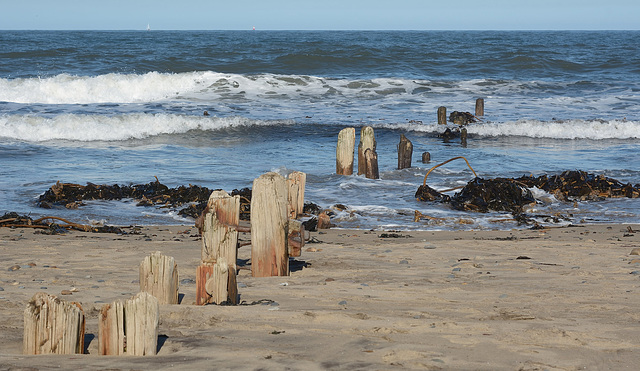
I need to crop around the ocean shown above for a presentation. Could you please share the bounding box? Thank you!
[1,30,639,230]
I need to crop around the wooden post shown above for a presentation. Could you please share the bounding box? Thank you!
[336,127,355,175]
[461,127,468,146]
[23,292,85,355]
[437,106,447,125]
[475,98,484,117]
[251,172,289,277]
[357,126,376,176]
[398,134,413,169]
[196,263,214,305]
[198,190,239,305]
[422,152,431,163]
[99,292,159,356]
[364,148,379,179]
[287,171,306,219]
[98,300,125,355]
[139,251,178,305]
[288,219,304,257]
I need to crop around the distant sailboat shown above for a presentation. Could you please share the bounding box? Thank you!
[147,24,151,31]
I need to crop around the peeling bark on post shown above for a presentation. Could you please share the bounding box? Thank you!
[251,172,289,277]
[23,292,85,355]
[398,134,413,170]
[336,127,355,175]
[139,251,179,305]
[357,126,376,176]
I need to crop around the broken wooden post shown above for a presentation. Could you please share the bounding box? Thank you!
[23,292,85,355]
[99,292,159,356]
[357,126,376,176]
[475,98,484,117]
[288,219,304,257]
[422,152,431,163]
[461,127,468,146]
[251,172,289,277]
[437,106,447,125]
[196,263,214,305]
[198,190,240,305]
[336,127,355,175]
[364,148,379,179]
[139,251,178,305]
[287,171,306,219]
[398,134,413,169]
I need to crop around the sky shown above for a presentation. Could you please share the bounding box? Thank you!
[0,0,638,31]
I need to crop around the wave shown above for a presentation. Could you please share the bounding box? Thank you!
[0,113,292,142]
[377,119,640,140]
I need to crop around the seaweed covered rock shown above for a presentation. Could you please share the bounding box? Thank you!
[449,177,535,213]
[415,184,451,203]
[449,111,476,125]
[516,170,640,201]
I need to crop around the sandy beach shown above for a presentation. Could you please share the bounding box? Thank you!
[1,223,639,370]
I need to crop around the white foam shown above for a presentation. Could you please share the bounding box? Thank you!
[467,119,640,140]
[0,113,291,142]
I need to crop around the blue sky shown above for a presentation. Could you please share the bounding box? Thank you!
[1,0,638,30]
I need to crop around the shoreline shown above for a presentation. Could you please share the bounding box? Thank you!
[1,223,639,369]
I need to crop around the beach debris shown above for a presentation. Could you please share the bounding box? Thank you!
[0,212,124,234]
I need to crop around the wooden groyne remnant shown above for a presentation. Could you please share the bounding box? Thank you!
[99,292,159,356]
[140,251,179,305]
[336,127,355,175]
[398,134,413,170]
[23,292,85,355]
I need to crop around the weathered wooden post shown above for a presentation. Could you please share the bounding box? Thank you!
[99,292,159,356]
[364,148,379,179]
[139,251,178,305]
[251,172,289,277]
[398,134,413,169]
[288,219,304,257]
[437,106,447,125]
[198,190,240,305]
[24,292,85,355]
[461,127,468,146]
[357,126,376,176]
[336,127,355,175]
[475,98,484,117]
[287,171,306,219]
[422,152,431,163]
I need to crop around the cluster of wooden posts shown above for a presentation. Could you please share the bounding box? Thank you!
[23,171,307,356]
[337,99,485,175]
[336,127,416,179]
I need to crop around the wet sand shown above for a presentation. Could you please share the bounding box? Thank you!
[1,224,639,370]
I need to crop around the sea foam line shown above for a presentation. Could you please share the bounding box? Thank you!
[0,113,291,142]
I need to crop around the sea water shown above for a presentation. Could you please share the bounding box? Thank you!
[1,30,639,230]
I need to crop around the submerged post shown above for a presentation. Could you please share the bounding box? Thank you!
[437,106,447,125]
[422,152,431,163]
[475,98,484,117]
[358,126,376,176]
[336,127,355,175]
[398,134,413,169]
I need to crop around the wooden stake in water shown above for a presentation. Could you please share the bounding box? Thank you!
[358,126,376,175]
[364,148,380,179]
[475,98,484,117]
[437,106,447,125]
[422,152,431,163]
[336,127,355,175]
[398,134,413,169]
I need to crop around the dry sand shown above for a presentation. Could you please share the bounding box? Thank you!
[1,223,640,370]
